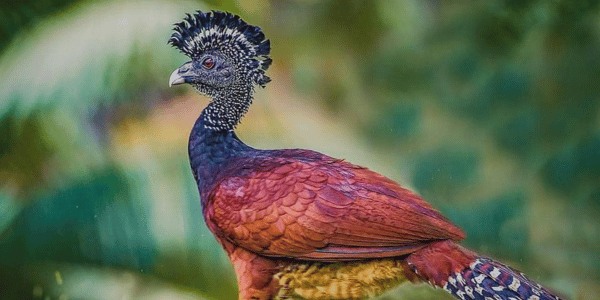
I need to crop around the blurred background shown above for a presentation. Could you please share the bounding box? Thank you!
[0,0,599,299]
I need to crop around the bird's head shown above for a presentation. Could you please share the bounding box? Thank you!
[168,11,271,97]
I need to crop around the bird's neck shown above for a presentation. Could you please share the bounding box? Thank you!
[202,84,254,131]
[188,86,255,199]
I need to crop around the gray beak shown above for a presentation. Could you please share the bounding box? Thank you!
[169,61,194,87]
[169,69,185,87]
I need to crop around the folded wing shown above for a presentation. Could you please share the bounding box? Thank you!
[207,151,465,261]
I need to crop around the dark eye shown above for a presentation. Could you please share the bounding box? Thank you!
[202,57,215,70]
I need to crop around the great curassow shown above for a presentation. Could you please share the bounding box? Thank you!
[168,10,562,300]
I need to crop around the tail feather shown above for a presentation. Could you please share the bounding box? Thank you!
[406,241,562,300]
[443,257,561,300]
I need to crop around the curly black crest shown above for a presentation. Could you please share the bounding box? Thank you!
[169,11,272,86]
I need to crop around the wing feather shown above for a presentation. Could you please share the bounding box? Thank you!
[208,153,464,261]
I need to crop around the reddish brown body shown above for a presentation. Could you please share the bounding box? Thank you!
[202,149,468,299]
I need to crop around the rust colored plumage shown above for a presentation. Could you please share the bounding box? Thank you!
[168,10,562,300]
[203,151,466,298]
[207,151,464,262]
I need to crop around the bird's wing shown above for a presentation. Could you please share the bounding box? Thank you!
[207,152,465,261]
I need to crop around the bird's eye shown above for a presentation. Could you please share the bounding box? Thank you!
[202,57,215,70]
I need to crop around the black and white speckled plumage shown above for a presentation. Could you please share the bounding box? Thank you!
[168,11,271,131]
[169,11,271,87]
[443,258,560,300]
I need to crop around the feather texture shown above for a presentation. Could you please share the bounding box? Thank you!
[168,10,271,86]
[443,258,560,300]
[407,241,561,300]
[207,151,465,261]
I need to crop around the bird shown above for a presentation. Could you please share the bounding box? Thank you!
[168,10,562,300]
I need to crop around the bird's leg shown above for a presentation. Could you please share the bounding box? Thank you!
[227,245,282,300]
